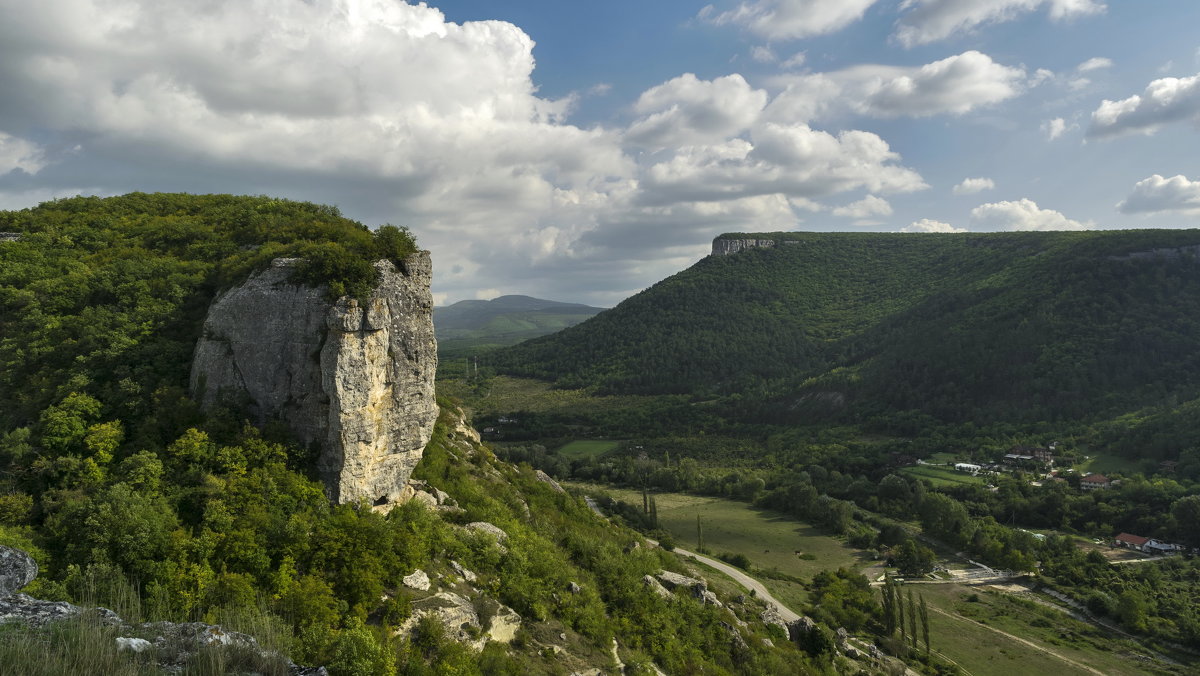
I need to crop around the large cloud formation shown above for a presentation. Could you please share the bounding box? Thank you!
[0,0,937,304]
[1088,73,1200,139]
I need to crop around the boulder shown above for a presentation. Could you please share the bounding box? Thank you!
[786,616,817,644]
[402,569,431,591]
[397,592,517,652]
[398,592,482,649]
[0,594,118,628]
[450,560,477,583]
[694,587,724,608]
[760,607,788,633]
[116,637,152,653]
[0,545,37,597]
[534,470,565,494]
[642,575,672,600]
[465,522,508,542]
[656,571,705,591]
[567,581,582,594]
[486,604,522,644]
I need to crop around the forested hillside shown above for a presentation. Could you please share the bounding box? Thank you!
[492,231,1200,434]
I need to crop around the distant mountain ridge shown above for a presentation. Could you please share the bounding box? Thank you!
[435,294,605,356]
[490,230,1200,448]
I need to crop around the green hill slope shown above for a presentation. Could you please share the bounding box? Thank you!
[491,231,1200,429]
[435,295,604,357]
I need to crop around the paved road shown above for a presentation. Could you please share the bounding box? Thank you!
[584,497,801,623]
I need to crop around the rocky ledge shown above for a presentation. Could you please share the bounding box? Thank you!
[0,545,326,674]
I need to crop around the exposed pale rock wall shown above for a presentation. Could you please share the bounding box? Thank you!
[190,253,437,504]
[711,235,807,256]
[711,238,777,256]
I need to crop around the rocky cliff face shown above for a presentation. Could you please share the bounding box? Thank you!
[190,254,437,505]
[710,237,800,256]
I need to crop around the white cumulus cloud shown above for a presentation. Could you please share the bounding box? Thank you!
[894,0,1105,47]
[1117,174,1200,214]
[970,198,1091,230]
[832,195,893,223]
[953,177,995,194]
[902,218,965,232]
[702,0,878,40]
[767,51,1025,121]
[627,74,768,148]
[1042,117,1070,139]
[1088,73,1200,139]
[1077,57,1113,72]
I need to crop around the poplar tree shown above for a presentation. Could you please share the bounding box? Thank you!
[920,594,931,656]
[907,589,918,650]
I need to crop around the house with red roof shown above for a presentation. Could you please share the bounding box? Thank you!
[1081,473,1110,490]
[1115,533,1150,551]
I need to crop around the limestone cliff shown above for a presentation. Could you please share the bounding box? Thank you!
[711,236,801,256]
[190,253,437,505]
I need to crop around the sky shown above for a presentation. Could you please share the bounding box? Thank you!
[1,1,1199,306]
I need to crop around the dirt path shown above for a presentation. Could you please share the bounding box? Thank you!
[584,496,801,622]
[927,603,1105,676]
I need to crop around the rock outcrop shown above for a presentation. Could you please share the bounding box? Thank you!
[711,236,802,256]
[711,237,777,256]
[190,254,437,505]
[397,591,521,652]
[0,546,36,597]
[0,545,325,674]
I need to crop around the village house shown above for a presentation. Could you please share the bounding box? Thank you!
[1115,533,1150,551]
[1004,444,1054,468]
[1081,473,1110,490]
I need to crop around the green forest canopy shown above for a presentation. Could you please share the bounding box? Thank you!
[491,230,1200,433]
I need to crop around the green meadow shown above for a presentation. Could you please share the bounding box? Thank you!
[570,483,870,610]
[557,440,620,460]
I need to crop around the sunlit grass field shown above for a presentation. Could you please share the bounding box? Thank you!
[557,440,620,460]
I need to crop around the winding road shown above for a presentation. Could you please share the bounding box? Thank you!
[584,496,800,622]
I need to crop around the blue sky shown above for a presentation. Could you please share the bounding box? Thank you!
[1,1,1199,305]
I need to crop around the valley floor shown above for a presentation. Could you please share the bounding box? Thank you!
[574,482,1191,676]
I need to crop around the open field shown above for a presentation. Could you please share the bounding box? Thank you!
[572,482,1180,675]
[1075,452,1144,476]
[899,464,988,487]
[569,483,870,609]
[918,584,1181,676]
[557,440,620,460]
[439,375,669,418]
